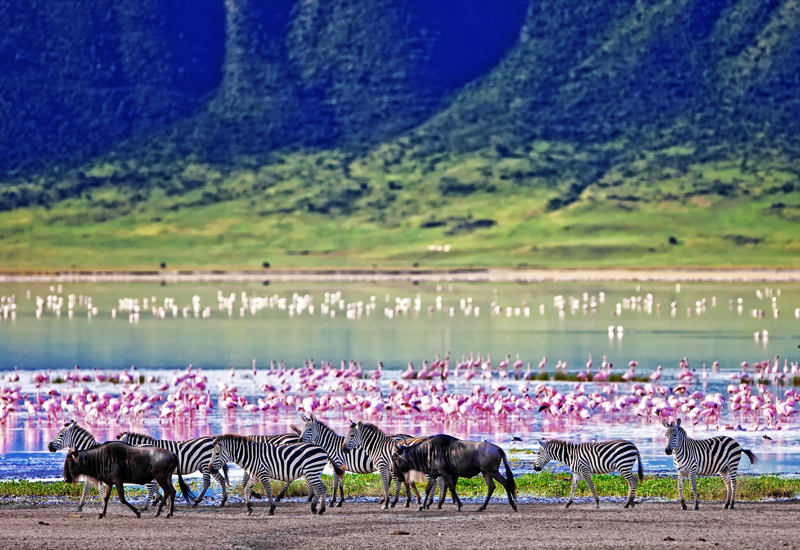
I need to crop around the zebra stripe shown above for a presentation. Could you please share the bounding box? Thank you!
[47,420,103,511]
[342,421,442,510]
[116,431,228,508]
[209,434,329,516]
[534,438,643,508]
[663,418,758,510]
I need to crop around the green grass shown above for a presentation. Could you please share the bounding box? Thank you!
[0,140,798,271]
[4,474,795,502]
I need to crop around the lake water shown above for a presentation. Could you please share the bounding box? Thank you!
[1,280,799,481]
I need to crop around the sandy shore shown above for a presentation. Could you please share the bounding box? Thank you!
[2,267,800,283]
[1,500,798,550]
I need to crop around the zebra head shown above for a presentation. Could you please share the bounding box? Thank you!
[299,413,318,444]
[662,418,683,455]
[48,420,79,452]
[208,436,227,474]
[342,420,362,454]
[533,439,552,471]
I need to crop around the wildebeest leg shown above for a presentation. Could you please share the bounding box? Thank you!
[419,478,436,511]
[478,473,495,512]
[491,471,517,511]
[99,484,113,519]
[154,473,176,518]
[440,474,461,511]
[115,482,141,518]
[407,481,422,507]
[212,470,228,507]
[259,472,276,516]
[192,466,212,507]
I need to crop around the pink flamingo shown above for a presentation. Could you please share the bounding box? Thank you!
[649,365,662,382]
[401,363,416,380]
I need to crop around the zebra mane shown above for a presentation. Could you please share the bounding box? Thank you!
[218,433,250,446]
[312,419,340,439]
[359,422,389,439]
[121,431,155,441]
[544,439,574,448]
[58,422,98,446]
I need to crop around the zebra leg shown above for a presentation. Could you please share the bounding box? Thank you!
[192,468,212,507]
[623,471,638,509]
[689,472,699,511]
[566,474,578,508]
[142,482,157,511]
[243,475,257,516]
[729,472,738,510]
[212,470,228,507]
[677,472,687,510]
[419,478,436,511]
[437,477,447,508]
[721,471,730,509]
[390,473,404,508]
[337,473,345,507]
[308,474,327,515]
[275,480,292,501]
[379,464,392,510]
[478,473,495,512]
[77,481,92,512]
[584,473,600,509]
[243,472,261,499]
[258,473,276,516]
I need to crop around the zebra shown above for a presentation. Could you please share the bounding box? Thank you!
[116,431,228,508]
[533,438,643,508]
[243,432,303,501]
[208,433,337,516]
[663,418,758,510]
[47,420,104,511]
[342,420,447,510]
[297,414,375,507]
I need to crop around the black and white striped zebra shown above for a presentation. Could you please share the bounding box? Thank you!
[47,420,104,511]
[533,438,643,508]
[208,434,337,516]
[243,432,302,501]
[342,421,445,510]
[663,418,758,510]
[297,414,374,507]
[116,431,228,508]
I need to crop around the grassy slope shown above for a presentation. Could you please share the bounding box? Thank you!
[0,140,798,271]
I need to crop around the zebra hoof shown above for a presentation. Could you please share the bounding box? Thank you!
[311,505,318,515]
[97,514,104,520]
[191,503,199,508]
[319,507,326,516]
[247,507,254,516]
[268,505,276,516]
[390,502,396,509]
[475,507,484,513]
[417,506,424,512]
[336,502,343,508]
[135,511,142,519]
[681,504,687,510]
[166,512,173,518]
[404,502,411,508]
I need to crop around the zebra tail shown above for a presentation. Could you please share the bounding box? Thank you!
[743,449,759,466]
[332,460,346,477]
[500,449,517,499]
[177,473,196,503]
[637,452,644,482]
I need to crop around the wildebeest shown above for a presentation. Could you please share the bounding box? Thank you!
[391,434,517,512]
[63,441,193,519]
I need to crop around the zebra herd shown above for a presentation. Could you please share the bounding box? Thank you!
[48,416,758,517]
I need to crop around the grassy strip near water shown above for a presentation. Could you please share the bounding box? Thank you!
[3,473,796,502]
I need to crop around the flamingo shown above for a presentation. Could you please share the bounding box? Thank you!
[4,366,19,383]
[649,365,663,382]
[401,363,416,380]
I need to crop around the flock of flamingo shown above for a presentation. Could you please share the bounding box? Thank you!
[1,351,799,432]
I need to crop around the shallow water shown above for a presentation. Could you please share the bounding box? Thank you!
[0,281,798,480]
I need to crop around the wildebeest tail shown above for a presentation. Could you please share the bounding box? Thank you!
[743,449,759,466]
[500,449,517,499]
[177,472,196,503]
[637,451,644,482]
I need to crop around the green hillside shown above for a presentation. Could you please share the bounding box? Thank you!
[0,0,799,270]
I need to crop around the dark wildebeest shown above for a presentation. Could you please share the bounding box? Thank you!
[63,441,192,519]
[391,434,517,512]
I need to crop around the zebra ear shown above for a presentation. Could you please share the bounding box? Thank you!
[538,438,545,448]
[310,413,316,421]
[661,419,669,428]
[301,413,309,422]
[676,418,682,427]
[349,418,356,427]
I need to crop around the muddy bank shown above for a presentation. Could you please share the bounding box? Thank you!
[1,500,798,550]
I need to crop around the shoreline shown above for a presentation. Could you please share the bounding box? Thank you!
[2,267,800,284]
